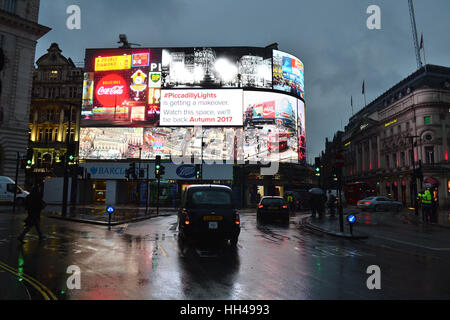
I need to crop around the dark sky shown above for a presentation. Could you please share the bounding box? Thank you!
[35,0,450,163]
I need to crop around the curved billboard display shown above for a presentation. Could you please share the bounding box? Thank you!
[80,46,305,164]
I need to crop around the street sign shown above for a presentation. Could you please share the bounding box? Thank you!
[347,214,356,224]
[106,206,115,214]
[335,154,344,168]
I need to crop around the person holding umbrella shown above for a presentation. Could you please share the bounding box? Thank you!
[309,188,324,219]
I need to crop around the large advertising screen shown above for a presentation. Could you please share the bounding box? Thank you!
[79,127,144,160]
[80,46,306,164]
[82,49,162,127]
[243,91,300,163]
[160,89,243,126]
[273,50,304,99]
[297,99,306,164]
[162,47,272,89]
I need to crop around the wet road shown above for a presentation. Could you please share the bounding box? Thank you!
[0,210,449,300]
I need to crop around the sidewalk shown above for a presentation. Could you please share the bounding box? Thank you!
[302,206,450,239]
[401,207,450,229]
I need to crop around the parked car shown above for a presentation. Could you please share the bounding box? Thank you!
[0,176,29,206]
[177,185,240,246]
[357,196,403,212]
[257,196,290,224]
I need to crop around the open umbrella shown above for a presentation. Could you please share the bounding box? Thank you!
[309,188,324,194]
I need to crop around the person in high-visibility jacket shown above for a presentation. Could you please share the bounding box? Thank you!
[418,187,432,222]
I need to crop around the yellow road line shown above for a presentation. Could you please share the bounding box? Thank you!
[0,261,57,300]
[159,245,168,257]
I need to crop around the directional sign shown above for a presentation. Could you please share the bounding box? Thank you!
[106,206,115,214]
[347,214,356,224]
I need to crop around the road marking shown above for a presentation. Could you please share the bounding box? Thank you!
[371,235,450,251]
[0,260,57,300]
[159,245,168,257]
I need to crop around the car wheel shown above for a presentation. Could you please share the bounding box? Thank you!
[257,214,264,224]
[230,236,239,247]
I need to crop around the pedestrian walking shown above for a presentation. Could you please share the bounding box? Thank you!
[318,192,327,218]
[327,190,336,217]
[309,194,318,218]
[17,185,46,243]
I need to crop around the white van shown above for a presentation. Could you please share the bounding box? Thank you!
[0,176,30,206]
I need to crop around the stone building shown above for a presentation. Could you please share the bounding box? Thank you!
[340,65,450,208]
[0,0,50,184]
[28,43,83,184]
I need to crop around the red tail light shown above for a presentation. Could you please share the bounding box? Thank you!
[234,210,240,225]
[183,209,190,225]
[258,204,264,209]
[282,205,288,209]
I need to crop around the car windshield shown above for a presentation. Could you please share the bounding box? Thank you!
[189,190,232,207]
[261,198,285,206]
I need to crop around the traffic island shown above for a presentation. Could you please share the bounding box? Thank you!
[45,206,177,226]
[301,216,369,240]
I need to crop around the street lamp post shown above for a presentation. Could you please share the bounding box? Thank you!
[407,135,420,216]
[62,104,73,217]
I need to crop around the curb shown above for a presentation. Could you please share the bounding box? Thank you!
[47,212,173,226]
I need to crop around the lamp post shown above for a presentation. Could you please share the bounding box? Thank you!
[62,104,74,217]
[407,135,420,216]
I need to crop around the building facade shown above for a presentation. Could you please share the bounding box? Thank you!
[27,43,83,185]
[0,0,50,184]
[340,65,450,208]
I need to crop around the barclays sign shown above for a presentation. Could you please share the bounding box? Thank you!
[89,167,126,176]
[80,163,131,179]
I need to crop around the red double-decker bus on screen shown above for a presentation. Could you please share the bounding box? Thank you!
[344,182,377,205]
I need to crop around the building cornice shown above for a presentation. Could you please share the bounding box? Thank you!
[0,10,51,39]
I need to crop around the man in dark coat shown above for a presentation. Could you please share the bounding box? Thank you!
[18,185,46,243]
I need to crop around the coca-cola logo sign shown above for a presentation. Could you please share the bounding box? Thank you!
[95,74,128,107]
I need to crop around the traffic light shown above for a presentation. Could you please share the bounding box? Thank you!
[415,160,423,180]
[195,164,202,180]
[159,165,165,177]
[20,158,27,169]
[314,157,321,176]
[25,148,33,166]
[155,155,161,179]
[67,143,76,162]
